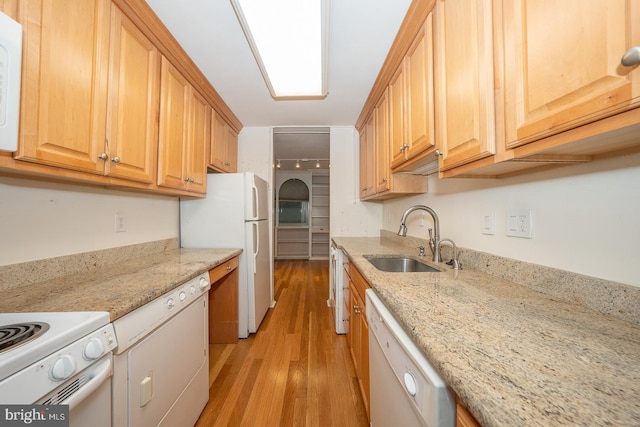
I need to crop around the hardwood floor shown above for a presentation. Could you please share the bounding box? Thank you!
[195,260,369,427]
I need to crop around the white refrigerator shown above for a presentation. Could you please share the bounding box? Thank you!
[180,172,272,338]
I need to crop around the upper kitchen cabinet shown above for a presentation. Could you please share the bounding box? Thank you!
[209,112,238,173]
[106,5,160,183]
[362,87,428,201]
[502,0,640,150]
[434,0,497,172]
[15,0,111,173]
[0,0,242,196]
[392,15,436,171]
[157,57,210,194]
[359,113,376,199]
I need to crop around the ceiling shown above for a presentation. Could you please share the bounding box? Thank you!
[145,0,412,128]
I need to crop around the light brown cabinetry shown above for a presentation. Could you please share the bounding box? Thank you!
[374,89,391,193]
[157,57,209,194]
[503,0,640,149]
[1,0,241,196]
[434,0,496,172]
[398,16,436,168]
[208,257,239,344]
[360,87,428,201]
[456,397,481,427]
[15,0,111,173]
[209,112,238,173]
[346,264,370,419]
[359,114,376,199]
[14,1,160,184]
[106,6,160,183]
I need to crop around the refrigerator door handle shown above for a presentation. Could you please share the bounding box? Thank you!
[251,183,259,220]
[253,222,259,273]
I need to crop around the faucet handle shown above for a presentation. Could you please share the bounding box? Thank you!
[417,246,426,257]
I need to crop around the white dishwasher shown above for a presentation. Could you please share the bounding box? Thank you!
[366,289,455,427]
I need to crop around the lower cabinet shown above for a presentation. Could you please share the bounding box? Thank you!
[346,264,370,419]
[456,397,481,427]
[208,256,239,343]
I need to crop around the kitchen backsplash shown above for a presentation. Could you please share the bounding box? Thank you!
[380,230,640,327]
[0,238,179,292]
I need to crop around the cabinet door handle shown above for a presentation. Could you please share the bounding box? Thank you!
[98,153,108,160]
[621,46,640,67]
[111,156,121,164]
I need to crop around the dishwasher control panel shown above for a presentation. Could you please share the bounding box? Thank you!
[111,273,210,354]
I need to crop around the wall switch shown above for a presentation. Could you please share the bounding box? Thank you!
[115,212,126,232]
[506,209,532,238]
[482,212,495,235]
[418,212,425,227]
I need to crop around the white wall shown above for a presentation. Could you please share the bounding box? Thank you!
[0,176,178,266]
[382,153,640,287]
[330,126,382,237]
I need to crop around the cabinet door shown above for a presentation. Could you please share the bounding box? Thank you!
[16,0,110,173]
[157,57,190,190]
[210,112,228,172]
[359,297,370,414]
[359,128,368,199]
[405,16,435,159]
[185,89,210,194]
[226,127,238,173]
[348,282,361,373]
[503,0,640,147]
[374,88,390,194]
[435,0,496,171]
[365,114,375,196]
[106,6,160,183]
[389,64,407,168]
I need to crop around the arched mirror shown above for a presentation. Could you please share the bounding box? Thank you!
[277,179,309,225]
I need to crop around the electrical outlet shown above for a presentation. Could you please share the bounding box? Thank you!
[418,212,425,227]
[506,209,532,238]
[482,212,495,235]
[115,212,126,233]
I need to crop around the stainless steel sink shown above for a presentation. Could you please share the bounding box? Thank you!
[363,255,442,273]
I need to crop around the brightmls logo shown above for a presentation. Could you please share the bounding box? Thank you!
[0,406,68,426]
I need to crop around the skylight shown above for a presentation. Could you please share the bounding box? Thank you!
[230,0,330,99]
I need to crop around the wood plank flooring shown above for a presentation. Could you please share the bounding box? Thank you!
[195,260,369,427]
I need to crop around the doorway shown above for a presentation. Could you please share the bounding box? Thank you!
[273,127,330,260]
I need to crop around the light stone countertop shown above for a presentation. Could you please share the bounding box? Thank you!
[0,248,242,322]
[333,237,640,427]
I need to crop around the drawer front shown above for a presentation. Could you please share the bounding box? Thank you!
[349,264,370,301]
[209,256,239,284]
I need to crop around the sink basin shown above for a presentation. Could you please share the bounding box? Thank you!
[363,255,442,273]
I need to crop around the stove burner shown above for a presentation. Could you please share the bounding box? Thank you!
[0,322,50,353]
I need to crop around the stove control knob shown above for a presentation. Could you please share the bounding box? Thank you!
[199,277,209,291]
[51,355,76,381]
[179,291,186,302]
[167,297,175,309]
[83,338,104,360]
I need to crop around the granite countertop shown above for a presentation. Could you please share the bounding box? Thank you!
[0,248,242,321]
[333,237,640,427]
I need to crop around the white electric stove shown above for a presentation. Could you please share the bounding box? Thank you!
[0,312,117,426]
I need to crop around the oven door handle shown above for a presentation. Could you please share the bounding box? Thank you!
[61,356,112,410]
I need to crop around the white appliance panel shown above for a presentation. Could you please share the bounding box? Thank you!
[0,12,22,152]
[126,296,207,427]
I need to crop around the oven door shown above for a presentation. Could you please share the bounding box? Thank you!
[38,354,113,427]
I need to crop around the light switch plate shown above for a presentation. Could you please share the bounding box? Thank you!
[482,212,495,235]
[506,209,532,238]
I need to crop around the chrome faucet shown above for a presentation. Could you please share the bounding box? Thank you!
[397,205,441,263]
[438,238,461,270]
